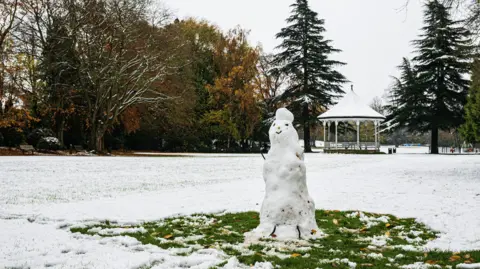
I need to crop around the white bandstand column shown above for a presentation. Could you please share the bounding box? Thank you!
[335,120,338,149]
[323,121,326,149]
[356,120,360,149]
[327,121,331,144]
[374,121,378,149]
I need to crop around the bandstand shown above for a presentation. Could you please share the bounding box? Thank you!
[318,87,386,150]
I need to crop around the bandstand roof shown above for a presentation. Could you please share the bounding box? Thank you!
[318,88,386,121]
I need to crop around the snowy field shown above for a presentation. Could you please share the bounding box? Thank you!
[1,153,479,268]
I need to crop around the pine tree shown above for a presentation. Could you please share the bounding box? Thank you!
[413,0,473,153]
[460,59,480,143]
[386,58,430,133]
[274,0,347,152]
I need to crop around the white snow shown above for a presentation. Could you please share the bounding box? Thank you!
[367,252,384,259]
[93,227,148,236]
[456,263,480,269]
[358,212,390,228]
[1,153,479,268]
[400,262,441,269]
[318,89,385,120]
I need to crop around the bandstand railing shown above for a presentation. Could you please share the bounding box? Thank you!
[324,141,380,150]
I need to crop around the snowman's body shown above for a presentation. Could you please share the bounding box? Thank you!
[247,108,321,240]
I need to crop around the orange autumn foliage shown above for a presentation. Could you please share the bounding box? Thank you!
[205,28,261,141]
[120,106,141,134]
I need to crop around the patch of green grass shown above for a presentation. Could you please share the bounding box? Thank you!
[70,210,478,268]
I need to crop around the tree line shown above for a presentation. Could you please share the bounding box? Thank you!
[385,0,480,153]
[0,0,348,153]
[1,0,479,154]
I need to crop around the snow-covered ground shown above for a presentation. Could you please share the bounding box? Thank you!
[1,153,479,268]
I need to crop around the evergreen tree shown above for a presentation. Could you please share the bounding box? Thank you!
[413,0,473,153]
[390,0,473,154]
[274,0,347,152]
[386,58,430,133]
[460,59,480,143]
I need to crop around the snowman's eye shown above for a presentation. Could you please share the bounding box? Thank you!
[273,123,276,126]
[285,124,289,126]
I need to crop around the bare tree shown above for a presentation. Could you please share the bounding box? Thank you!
[71,0,183,151]
[0,0,19,114]
[370,96,385,115]
[256,53,287,122]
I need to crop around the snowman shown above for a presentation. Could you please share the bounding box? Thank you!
[246,108,321,241]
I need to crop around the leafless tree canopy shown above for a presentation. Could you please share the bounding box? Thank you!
[1,0,184,150]
[370,96,385,115]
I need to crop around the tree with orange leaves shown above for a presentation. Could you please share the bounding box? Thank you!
[204,28,262,151]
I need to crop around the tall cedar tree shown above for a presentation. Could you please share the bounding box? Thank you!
[460,59,480,143]
[412,0,473,154]
[386,58,430,133]
[274,0,347,152]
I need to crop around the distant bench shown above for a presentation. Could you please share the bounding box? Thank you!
[19,144,35,155]
[74,145,84,152]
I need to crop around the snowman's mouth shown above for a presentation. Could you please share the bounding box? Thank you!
[276,131,282,134]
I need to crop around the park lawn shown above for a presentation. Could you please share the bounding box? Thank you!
[70,210,479,269]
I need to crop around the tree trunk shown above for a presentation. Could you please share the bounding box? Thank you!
[303,104,312,153]
[431,126,439,154]
[96,135,103,152]
[56,115,65,146]
[89,126,96,151]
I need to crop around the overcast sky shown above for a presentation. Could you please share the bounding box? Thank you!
[161,0,425,104]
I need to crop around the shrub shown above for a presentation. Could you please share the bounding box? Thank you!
[27,128,55,146]
[37,137,61,151]
[0,128,25,147]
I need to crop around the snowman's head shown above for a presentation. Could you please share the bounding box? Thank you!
[269,108,298,146]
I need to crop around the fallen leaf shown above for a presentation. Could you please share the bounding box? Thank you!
[360,263,373,267]
[426,260,437,265]
[271,234,277,238]
[464,254,471,259]
[424,253,428,257]
[333,219,339,225]
[385,231,391,237]
[311,229,317,235]
[449,255,461,262]
[163,234,173,239]
[385,223,391,228]
[291,253,301,258]
[360,248,368,251]
[150,232,160,237]
[464,260,472,264]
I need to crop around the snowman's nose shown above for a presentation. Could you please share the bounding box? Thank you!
[277,126,280,130]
